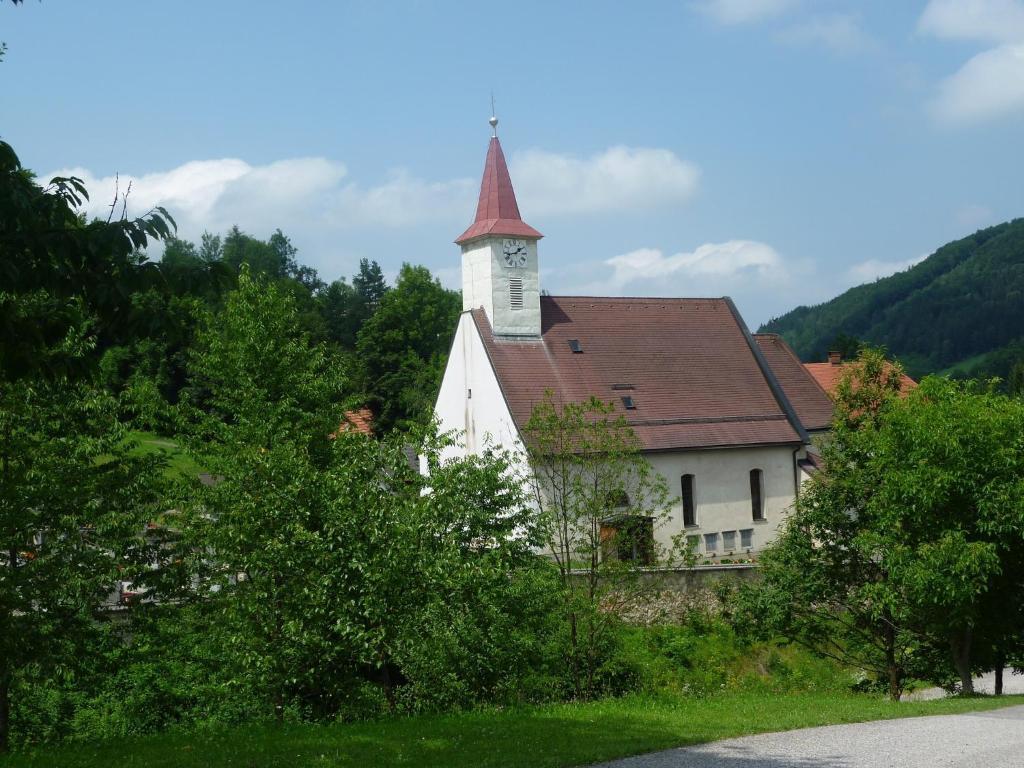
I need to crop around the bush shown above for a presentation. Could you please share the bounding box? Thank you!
[616,612,857,698]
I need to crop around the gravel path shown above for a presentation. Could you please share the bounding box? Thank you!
[590,704,1024,768]
[904,670,1024,700]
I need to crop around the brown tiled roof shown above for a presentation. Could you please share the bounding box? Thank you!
[753,334,835,431]
[337,408,374,437]
[798,453,824,474]
[471,296,808,451]
[804,360,918,400]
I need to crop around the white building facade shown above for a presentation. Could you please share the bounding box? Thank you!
[433,125,834,560]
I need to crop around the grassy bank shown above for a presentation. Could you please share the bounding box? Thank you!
[3,692,1021,768]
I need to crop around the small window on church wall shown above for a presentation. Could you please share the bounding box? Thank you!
[750,469,765,521]
[722,530,736,551]
[681,474,696,527]
[509,277,524,310]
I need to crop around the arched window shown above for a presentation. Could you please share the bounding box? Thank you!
[750,469,765,521]
[681,474,696,527]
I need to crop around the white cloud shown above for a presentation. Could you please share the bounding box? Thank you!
[844,254,927,285]
[780,14,876,54]
[48,146,698,241]
[555,239,826,327]
[331,171,475,229]
[919,1,1024,125]
[604,241,783,288]
[930,44,1024,123]
[918,0,1024,44]
[45,145,701,281]
[510,146,699,217]
[694,0,797,25]
[48,157,352,242]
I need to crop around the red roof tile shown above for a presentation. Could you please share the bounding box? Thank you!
[472,297,807,451]
[804,360,918,400]
[456,137,542,245]
[753,334,835,431]
[336,408,374,437]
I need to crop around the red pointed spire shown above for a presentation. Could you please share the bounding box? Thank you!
[455,136,542,245]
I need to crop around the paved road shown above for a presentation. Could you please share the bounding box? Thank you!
[591,705,1024,768]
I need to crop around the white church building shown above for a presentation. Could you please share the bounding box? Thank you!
[432,122,834,560]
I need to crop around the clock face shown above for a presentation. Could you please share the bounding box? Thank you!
[502,239,528,268]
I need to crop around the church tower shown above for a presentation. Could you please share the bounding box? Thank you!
[455,116,543,338]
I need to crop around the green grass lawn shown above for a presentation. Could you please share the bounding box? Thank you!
[125,430,206,479]
[3,692,1021,768]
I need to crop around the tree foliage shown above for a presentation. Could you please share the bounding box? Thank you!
[0,138,176,751]
[355,264,461,432]
[744,349,1024,698]
[523,393,673,697]
[172,271,555,720]
[0,141,175,384]
[0,382,166,751]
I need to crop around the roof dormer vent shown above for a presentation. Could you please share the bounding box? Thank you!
[568,339,583,353]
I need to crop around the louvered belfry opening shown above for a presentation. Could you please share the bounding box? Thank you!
[509,277,524,310]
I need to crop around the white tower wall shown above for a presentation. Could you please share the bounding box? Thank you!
[460,238,541,337]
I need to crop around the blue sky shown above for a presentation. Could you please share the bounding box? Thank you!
[3,0,1024,326]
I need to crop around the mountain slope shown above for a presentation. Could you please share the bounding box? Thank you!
[759,218,1024,378]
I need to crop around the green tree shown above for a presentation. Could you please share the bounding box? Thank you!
[522,393,672,697]
[355,264,460,432]
[0,382,164,751]
[1009,360,1024,397]
[0,138,174,751]
[0,141,174,384]
[320,259,390,348]
[747,351,1024,699]
[176,271,550,718]
[828,332,862,361]
[352,258,388,310]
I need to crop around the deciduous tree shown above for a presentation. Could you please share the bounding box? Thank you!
[523,393,672,697]
[746,350,1024,698]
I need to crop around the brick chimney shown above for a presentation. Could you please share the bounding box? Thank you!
[828,351,842,366]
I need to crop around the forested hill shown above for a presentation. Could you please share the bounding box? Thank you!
[758,218,1024,380]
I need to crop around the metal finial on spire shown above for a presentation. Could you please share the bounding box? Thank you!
[489,92,498,137]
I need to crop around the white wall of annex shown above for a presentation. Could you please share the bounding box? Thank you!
[647,445,799,555]
[432,312,525,466]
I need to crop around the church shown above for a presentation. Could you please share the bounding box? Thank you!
[432,120,835,560]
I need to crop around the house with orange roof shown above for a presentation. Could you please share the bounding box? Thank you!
[804,351,918,400]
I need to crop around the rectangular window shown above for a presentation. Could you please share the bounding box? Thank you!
[750,469,765,521]
[681,474,696,527]
[722,530,736,551]
[704,532,718,553]
[686,535,700,552]
[740,528,753,549]
[509,277,524,310]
